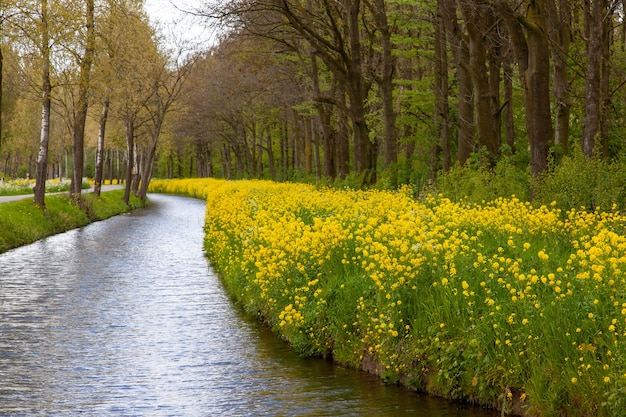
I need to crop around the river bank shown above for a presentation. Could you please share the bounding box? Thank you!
[0,193,498,416]
[149,178,626,417]
[0,189,146,254]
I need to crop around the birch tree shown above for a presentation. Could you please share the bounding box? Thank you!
[32,0,52,206]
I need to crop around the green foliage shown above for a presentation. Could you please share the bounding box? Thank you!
[435,155,531,204]
[427,147,626,215]
[533,150,626,211]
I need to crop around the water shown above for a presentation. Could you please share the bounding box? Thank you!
[0,194,498,416]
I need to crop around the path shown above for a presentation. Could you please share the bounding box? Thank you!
[0,184,124,203]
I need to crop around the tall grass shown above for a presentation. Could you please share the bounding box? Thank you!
[150,178,626,416]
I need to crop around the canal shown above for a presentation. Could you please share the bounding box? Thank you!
[0,194,498,416]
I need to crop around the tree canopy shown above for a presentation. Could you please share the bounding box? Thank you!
[2,0,626,201]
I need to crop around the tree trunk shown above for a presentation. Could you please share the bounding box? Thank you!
[581,0,605,157]
[122,118,135,204]
[338,115,350,179]
[280,121,287,180]
[524,2,552,175]
[138,122,161,200]
[498,0,552,176]
[93,99,109,197]
[33,0,52,207]
[0,35,3,152]
[266,125,276,180]
[443,0,474,165]
[546,0,571,155]
[312,124,321,180]
[366,0,397,183]
[488,40,502,156]
[249,121,259,177]
[304,116,312,175]
[461,2,500,161]
[600,12,611,158]
[503,52,516,153]
[131,144,140,194]
[291,112,300,173]
[345,0,376,184]
[70,0,95,198]
[435,0,451,171]
[310,53,338,179]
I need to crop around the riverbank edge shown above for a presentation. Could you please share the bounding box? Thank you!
[146,185,520,417]
[214,266,522,417]
[0,190,147,254]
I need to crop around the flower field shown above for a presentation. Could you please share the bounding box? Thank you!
[149,178,626,416]
[0,178,72,195]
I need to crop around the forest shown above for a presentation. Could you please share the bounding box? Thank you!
[1,0,626,206]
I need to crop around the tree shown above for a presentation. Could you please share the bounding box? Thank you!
[137,54,191,200]
[93,98,109,196]
[104,1,161,204]
[0,2,16,153]
[546,0,572,155]
[180,0,626,187]
[434,0,451,171]
[214,0,378,184]
[441,0,475,165]
[33,0,52,206]
[365,0,398,183]
[0,13,4,152]
[69,0,96,198]
[459,1,502,162]
[496,0,553,176]
[581,0,618,158]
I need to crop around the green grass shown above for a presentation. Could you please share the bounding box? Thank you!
[0,190,146,254]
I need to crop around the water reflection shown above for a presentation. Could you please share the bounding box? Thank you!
[0,194,497,416]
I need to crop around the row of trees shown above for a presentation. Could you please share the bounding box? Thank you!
[3,0,626,200]
[0,0,189,205]
[162,0,626,189]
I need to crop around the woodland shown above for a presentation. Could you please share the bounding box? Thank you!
[1,0,626,206]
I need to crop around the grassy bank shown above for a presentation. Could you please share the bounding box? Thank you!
[0,190,146,254]
[150,178,626,417]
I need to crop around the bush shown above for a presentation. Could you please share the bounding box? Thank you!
[533,150,626,211]
[435,156,531,204]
